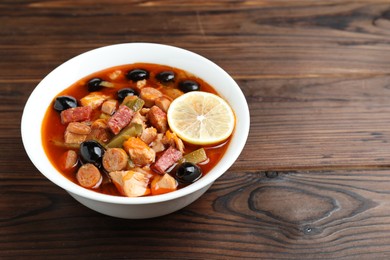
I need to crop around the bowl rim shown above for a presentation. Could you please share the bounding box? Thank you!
[21,42,250,205]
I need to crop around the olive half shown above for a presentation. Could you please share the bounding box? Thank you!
[53,95,77,112]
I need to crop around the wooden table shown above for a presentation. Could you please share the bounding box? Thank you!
[1,1,390,259]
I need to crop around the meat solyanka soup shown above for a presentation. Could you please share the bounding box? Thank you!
[42,63,235,197]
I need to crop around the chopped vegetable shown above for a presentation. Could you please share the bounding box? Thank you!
[105,123,143,148]
[182,148,207,164]
[122,95,145,112]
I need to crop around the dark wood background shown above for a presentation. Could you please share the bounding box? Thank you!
[2,1,390,259]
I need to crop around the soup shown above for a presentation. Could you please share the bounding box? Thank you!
[42,63,234,197]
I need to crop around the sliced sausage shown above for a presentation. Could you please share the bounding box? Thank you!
[76,163,102,189]
[102,148,129,172]
[153,146,182,174]
[107,105,134,135]
[60,106,92,124]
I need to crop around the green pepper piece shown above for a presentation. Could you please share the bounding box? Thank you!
[105,123,143,148]
[122,96,145,112]
[182,148,207,164]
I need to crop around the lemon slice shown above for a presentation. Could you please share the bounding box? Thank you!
[167,91,235,145]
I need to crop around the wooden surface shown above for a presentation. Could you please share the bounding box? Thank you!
[2,1,390,259]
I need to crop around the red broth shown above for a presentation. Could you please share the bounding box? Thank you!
[41,63,232,197]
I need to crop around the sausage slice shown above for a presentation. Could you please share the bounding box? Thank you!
[102,148,129,172]
[76,163,102,189]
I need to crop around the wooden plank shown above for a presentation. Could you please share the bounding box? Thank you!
[1,169,389,259]
[235,75,390,170]
[2,2,390,79]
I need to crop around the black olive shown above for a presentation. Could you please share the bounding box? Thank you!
[176,162,202,183]
[126,69,149,81]
[87,78,103,92]
[156,71,175,83]
[179,80,200,92]
[79,140,105,168]
[117,88,138,101]
[53,95,77,112]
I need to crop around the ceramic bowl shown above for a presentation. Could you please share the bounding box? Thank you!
[21,43,250,219]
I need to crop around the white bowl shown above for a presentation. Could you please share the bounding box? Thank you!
[21,43,250,219]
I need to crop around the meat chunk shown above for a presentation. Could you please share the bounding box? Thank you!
[107,105,134,135]
[109,170,151,197]
[76,163,102,189]
[80,92,109,109]
[151,173,178,195]
[163,130,185,153]
[151,133,165,153]
[155,96,171,113]
[123,137,156,166]
[103,148,128,172]
[130,111,147,128]
[161,88,183,100]
[101,99,118,115]
[140,127,157,145]
[64,122,91,144]
[64,131,87,144]
[153,146,182,174]
[66,122,91,135]
[140,87,163,107]
[134,79,147,91]
[148,105,168,133]
[108,70,122,80]
[60,106,92,124]
[88,119,110,143]
[60,150,78,171]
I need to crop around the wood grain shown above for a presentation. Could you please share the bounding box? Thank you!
[1,170,390,259]
[1,0,390,259]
